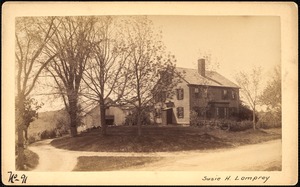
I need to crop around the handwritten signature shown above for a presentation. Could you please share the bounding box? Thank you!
[7,171,28,184]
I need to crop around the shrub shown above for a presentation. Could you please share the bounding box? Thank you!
[27,136,36,144]
[190,110,202,126]
[257,111,281,129]
[55,114,70,134]
[229,102,259,122]
[217,119,233,130]
[190,112,253,132]
[124,110,153,126]
[229,120,253,131]
[40,129,57,139]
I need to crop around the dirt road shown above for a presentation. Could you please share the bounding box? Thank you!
[28,139,281,171]
[126,139,282,171]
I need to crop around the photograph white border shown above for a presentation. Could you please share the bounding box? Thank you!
[2,2,298,185]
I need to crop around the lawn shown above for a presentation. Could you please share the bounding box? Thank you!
[51,126,281,152]
[73,156,164,171]
[16,149,39,171]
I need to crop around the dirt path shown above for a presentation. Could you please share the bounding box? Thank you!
[28,139,78,171]
[28,139,281,171]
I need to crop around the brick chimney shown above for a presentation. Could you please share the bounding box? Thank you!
[198,58,205,77]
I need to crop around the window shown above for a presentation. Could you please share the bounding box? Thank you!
[231,90,236,100]
[203,88,208,98]
[224,107,228,118]
[194,87,199,98]
[222,89,228,100]
[177,107,184,118]
[216,107,219,116]
[176,88,184,100]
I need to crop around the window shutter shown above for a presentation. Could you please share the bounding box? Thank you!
[181,89,184,99]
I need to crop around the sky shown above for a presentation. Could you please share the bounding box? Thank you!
[149,16,281,84]
[36,16,281,112]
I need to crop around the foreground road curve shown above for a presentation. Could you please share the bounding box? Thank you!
[28,139,281,171]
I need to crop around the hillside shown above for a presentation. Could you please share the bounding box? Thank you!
[28,109,69,138]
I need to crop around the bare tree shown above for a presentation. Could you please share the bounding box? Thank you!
[22,98,43,141]
[121,16,178,136]
[44,16,96,137]
[259,65,281,127]
[15,17,56,170]
[235,66,262,130]
[82,16,132,135]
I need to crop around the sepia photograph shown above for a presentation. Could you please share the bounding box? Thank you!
[2,2,298,185]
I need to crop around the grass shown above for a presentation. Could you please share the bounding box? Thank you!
[23,149,39,171]
[51,126,281,152]
[51,126,232,152]
[209,128,281,146]
[73,156,164,171]
[50,126,281,171]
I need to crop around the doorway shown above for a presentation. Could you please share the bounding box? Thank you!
[162,108,173,125]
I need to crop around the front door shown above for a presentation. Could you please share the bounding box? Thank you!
[166,109,173,124]
[216,107,228,118]
[162,108,173,125]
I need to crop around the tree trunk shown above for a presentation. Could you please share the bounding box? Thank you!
[16,96,25,170]
[137,109,142,136]
[100,102,107,136]
[68,95,78,137]
[253,106,256,130]
[24,126,28,141]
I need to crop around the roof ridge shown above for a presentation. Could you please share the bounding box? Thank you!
[175,67,239,88]
[176,67,216,73]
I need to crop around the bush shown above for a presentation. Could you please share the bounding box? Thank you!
[40,129,57,139]
[257,111,281,129]
[124,110,153,126]
[28,136,36,144]
[229,102,259,122]
[229,120,253,131]
[190,114,253,132]
[190,110,202,126]
[55,115,70,134]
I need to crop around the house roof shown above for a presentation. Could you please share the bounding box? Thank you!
[84,101,134,117]
[176,67,239,88]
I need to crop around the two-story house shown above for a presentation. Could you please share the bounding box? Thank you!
[154,58,240,125]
